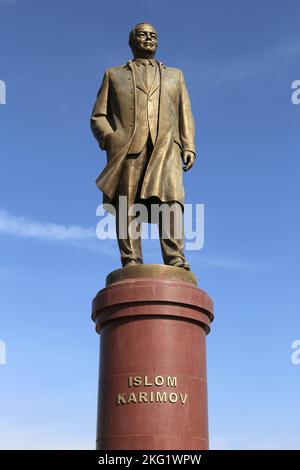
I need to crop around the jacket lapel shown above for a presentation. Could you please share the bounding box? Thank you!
[149,62,160,96]
[128,60,149,94]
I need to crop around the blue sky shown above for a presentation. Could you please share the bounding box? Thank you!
[0,0,300,449]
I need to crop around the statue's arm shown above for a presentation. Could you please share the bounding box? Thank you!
[90,69,114,150]
[179,71,196,156]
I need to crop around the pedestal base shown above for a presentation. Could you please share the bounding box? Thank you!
[92,265,214,450]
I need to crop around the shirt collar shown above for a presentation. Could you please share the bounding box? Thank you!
[133,58,155,67]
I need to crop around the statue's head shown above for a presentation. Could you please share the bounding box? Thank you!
[129,23,158,59]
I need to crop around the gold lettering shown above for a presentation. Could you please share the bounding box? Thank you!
[167,376,177,387]
[180,393,188,404]
[133,376,142,387]
[154,375,164,386]
[119,375,186,406]
[169,392,178,403]
[116,394,127,405]
[156,392,167,402]
[144,376,153,386]
[127,392,137,403]
[138,392,148,403]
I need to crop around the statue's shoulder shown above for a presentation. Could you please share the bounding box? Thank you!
[107,64,129,75]
[161,64,183,80]
[163,65,182,73]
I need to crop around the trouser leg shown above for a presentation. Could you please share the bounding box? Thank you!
[159,202,190,270]
[115,140,151,267]
[116,203,143,266]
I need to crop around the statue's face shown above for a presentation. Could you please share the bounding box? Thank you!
[132,24,158,58]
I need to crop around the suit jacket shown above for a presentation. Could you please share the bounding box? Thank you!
[91,60,195,206]
[128,61,160,154]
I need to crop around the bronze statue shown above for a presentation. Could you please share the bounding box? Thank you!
[91,23,196,270]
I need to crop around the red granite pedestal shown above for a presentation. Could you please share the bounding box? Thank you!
[91,265,214,450]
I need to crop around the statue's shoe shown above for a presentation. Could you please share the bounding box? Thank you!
[171,259,191,271]
[123,260,143,268]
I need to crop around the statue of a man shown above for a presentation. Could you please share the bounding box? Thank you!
[91,22,196,270]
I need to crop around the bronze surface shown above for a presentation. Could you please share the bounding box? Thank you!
[106,263,198,286]
[90,23,196,269]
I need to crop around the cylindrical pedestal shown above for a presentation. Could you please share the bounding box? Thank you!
[92,269,213,450]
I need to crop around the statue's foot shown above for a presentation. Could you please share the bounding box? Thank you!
[123,259,143,268]
[170,259,191,271]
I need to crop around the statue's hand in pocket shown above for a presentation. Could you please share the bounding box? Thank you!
[102,131,114,151]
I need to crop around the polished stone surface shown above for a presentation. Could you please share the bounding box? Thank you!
[92,275,213,450]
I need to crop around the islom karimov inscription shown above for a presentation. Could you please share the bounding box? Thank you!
[116,375,188,405]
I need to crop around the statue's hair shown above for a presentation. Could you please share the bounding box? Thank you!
[129,22,157,49]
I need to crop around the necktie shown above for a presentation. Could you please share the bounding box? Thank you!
[142,60,153,91]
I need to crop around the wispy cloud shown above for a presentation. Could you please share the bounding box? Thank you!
[0,209,264,269]
[0,267,17,281]
[195,37,300,86]
[0,209,95,241]
[201,257,250,270]
[187,254,267,272]
[138,237,260,271]
[0,208,118,257]
[0,0,22,6]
